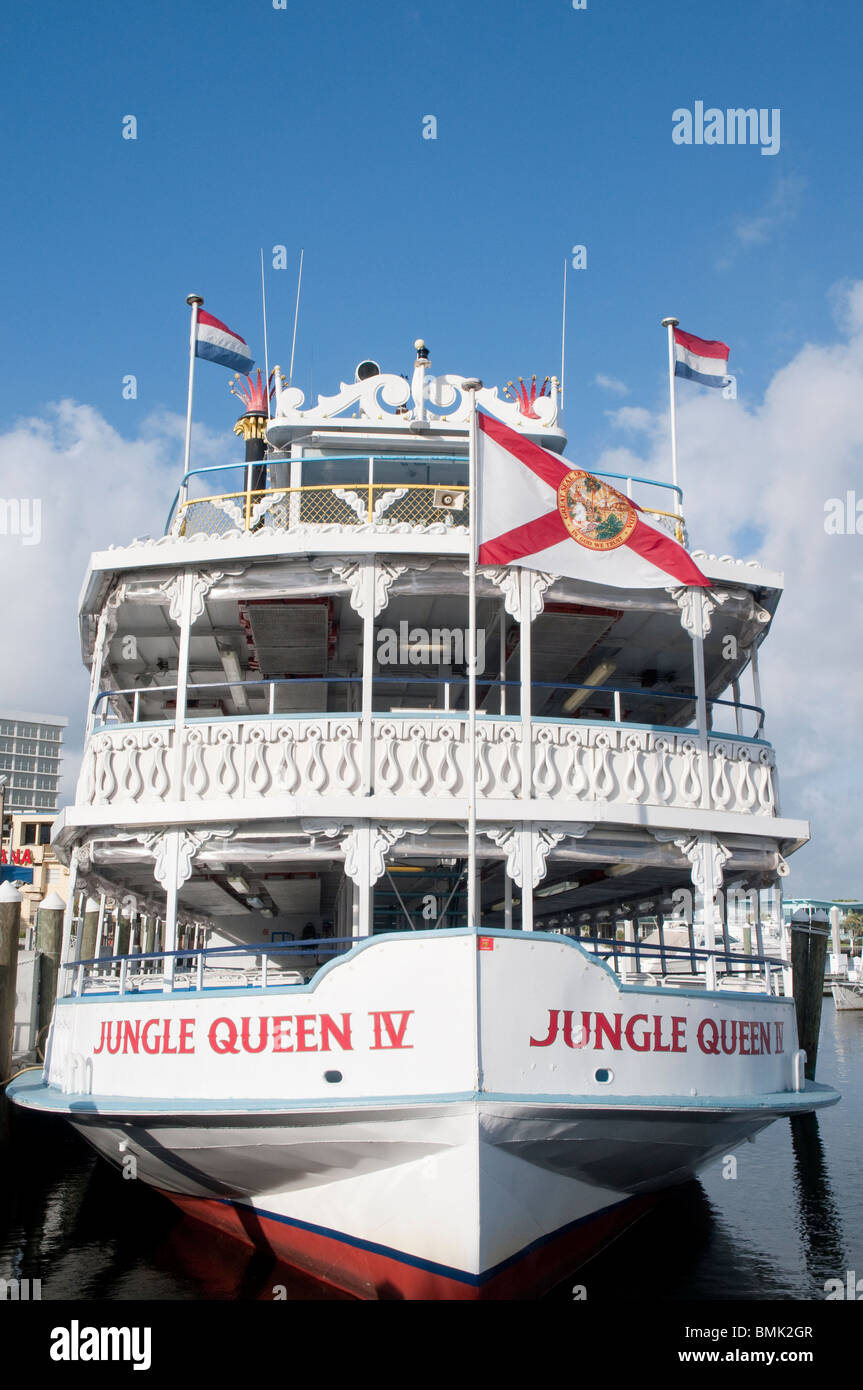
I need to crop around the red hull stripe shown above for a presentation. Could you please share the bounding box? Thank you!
[478,410,570,490]
[627,516,711,586]
[478,507,567,566]
[673,328,729,360]
[163,1189,654,1301]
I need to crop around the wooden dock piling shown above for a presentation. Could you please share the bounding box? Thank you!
[790,908,830,1081]
[79,897,100,965]
[0,882,24,1084]
[35,892,66,1052]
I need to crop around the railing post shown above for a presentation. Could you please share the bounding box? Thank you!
[261,953,268,989]
[367,456,374,522]
[119,958,128,996]
[269,681,275,716]
[196,950,204,992]
[133,689,140,723]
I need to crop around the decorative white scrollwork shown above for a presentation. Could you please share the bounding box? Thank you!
[436,724,460,794]
[533,727,560,797]
[621,733,647,804]
[332,489,369,523]
[666,585,732,637]
[484,566,555,623]
[77,718,776,820]
[678,739,702,806]
[137,826,236,893]
[246,727,272,795]
[590,731,616,800]
[275,726,300,793]
[372,488,408,522]
[334,724,361,792]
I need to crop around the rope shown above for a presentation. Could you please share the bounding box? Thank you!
[0,1064,41,1089]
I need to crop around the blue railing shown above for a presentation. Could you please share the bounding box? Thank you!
[63,930,784,1000]
[91,673,765,739]
[164,454,684,536]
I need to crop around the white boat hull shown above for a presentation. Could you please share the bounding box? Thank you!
[8,930,840,1299]
[832,981,863,1010]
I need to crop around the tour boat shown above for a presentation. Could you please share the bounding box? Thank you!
[8,334,839,1300]
[832,980,863,1010]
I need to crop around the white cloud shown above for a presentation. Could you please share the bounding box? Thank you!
[734,173,805,246]
[717,173,806,270]
[605,406,656,434]
[0,403,226,803]
[602,281,863,893]
[594,374,630,395]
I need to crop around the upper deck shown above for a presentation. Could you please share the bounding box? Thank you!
[52,343,804,967]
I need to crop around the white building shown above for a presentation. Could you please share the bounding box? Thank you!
[0,710,68,812]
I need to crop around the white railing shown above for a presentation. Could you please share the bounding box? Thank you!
[78,713,776,818]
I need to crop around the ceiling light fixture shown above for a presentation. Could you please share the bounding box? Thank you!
[562,660,617,714]
[535,878,581,899]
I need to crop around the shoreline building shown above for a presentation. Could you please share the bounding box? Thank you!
[0,811,70,925]
[0,710,68,813]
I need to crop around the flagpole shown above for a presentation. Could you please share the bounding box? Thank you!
[289,248,304,387]
[181,293,203,512]
[560,258,568,412]
[661,315,681,523]
[462,377,482,929]
[260,250,270,419]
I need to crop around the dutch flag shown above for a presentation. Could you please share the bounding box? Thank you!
[673,328,730,389]
[195,309,255,374]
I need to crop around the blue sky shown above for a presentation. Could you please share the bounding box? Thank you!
[2,0,860,443]
[1,0,862,894]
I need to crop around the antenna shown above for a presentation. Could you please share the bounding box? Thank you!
[260,248,270,418]
[560,257,568,412]
[289,247,304,387]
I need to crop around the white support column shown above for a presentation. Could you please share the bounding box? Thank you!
[170,571,195,797]
[84,608,111,739]
[519,570,534,931]
[689,591,712,810]
[698,831,728,991]
[623,917,636,978]
[732,678,743,737]
[361,560,376,795]
[499,604,507,715]
[162,831,182,991]
[749,641,764,734]
[356,824,374,938]
[93,892,106,962]
[504,869,513,931]
[521,828,535,932]
[351,878,361,939]
[288,449,302,529]
[58,856,79,997]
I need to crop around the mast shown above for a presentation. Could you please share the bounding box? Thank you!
[462,377,483,928]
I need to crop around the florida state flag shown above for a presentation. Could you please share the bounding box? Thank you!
[476,412,709,589]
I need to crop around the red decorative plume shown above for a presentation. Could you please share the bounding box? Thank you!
[503,375,551,420]
[230,368,275,413]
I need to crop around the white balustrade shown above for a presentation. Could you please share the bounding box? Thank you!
[77,715,775,818]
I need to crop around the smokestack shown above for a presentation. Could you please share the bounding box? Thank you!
[231,369,270,494]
